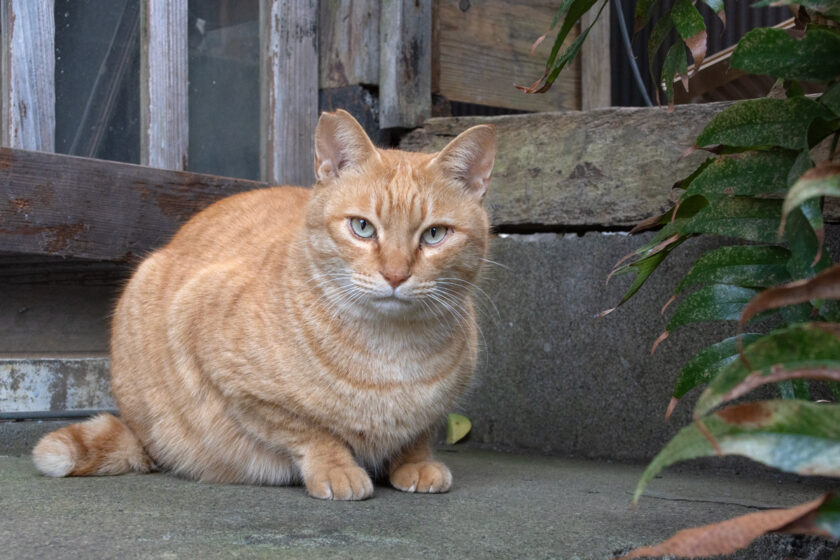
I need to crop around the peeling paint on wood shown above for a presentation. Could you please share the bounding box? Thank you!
[0,357,114,413]
[1,0,55,151]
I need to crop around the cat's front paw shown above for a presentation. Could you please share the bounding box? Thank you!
[305,465,374,501]
[390,461,452,493]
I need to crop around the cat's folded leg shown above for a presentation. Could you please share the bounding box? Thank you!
[294,436,374,501]
[389,433,453,494]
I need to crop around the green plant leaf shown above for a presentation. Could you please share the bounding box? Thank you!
[661,42,688,104]
[672,334,764,401]
[783,162,840,229]
[520,0,608,94]
[634,400,840,504]
[695,323,840,417]
[682,197,783,243]
[696,97,834,150]
[634,0,660,31]
[672,0,707,69]
[683,151,799,199]
[648,13,674,102]
[777,379,812,400]
[820,81,840,116]
[731,27,840,82]
[817,495,840,537]
[604,237,688,314]
[667,284,760,332]
[783,206,832,281]
[676,245,791,292]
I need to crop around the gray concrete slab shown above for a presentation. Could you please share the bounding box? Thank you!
[1,449,834,559]
[462,229,840,462]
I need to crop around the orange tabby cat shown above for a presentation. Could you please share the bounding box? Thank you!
[32,110,496,500]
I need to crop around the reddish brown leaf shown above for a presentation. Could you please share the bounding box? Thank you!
[530,31,549,55]
[738,265,840,341]
[616,495,834,559]
[665,396,679,420]
[609,234,681,279]
[651,330,670,354]
[719,365,840,410]
[661,294,677,315]
[686,29,708,77]
[629,210,673,234]
[596,307,616,319]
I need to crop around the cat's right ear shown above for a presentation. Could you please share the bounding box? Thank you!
[314,110,380,182]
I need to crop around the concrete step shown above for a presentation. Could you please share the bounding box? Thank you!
[0,448,833,559]
[0,355,113,418]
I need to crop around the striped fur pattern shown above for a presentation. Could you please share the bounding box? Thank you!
[32,110,496,500]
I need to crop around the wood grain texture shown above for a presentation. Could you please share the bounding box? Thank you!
[436,0,580,112]
[140,0,188,170]
[580,4,611,110]
[1,0,55,151]
[319,0,379,88]
[0,147,267,260]
[379,0,432,129]
[260,0,318,186]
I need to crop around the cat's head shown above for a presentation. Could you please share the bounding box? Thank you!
[305,110,495,320]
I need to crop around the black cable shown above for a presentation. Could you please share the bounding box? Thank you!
[613,0,654,107]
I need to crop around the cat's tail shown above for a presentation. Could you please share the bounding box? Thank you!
[32,413,153,477]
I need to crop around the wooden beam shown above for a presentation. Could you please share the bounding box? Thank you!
[140,0,188,170]
[436,0,579,112]
[0,147,269,260]
[260,0,318,186]
[319,0,379,88]
[0,0,55,151]
[581,4,611,110]
[379,0,431,128]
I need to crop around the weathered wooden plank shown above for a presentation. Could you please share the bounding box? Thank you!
[0,147,268,260]
[319,0,379,88]
[580,5,611,110]
[400,103,744,228]
[379,0,431,129]
[260,0,318,186]
[0,0,55,151]
[436,0,580,112]
[0,356,114,414]
[140,0,188,170]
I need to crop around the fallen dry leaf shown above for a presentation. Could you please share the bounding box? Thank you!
[616,494,834,559]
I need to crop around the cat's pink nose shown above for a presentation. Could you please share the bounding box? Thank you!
[381,271,409,288]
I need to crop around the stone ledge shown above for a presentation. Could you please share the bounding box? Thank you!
[401,104,840,228]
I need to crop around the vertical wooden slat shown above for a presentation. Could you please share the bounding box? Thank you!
[379,0,431,129]
[140,0,188,170]
[581,5,612,110]
[0,0,55,151]
[319,0,379,88]
[260,0,318,187]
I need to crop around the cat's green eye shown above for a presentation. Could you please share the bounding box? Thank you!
[421,225,448,246]
[350,217,376,239]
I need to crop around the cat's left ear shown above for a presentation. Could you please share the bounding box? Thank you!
[429,124,496,199]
